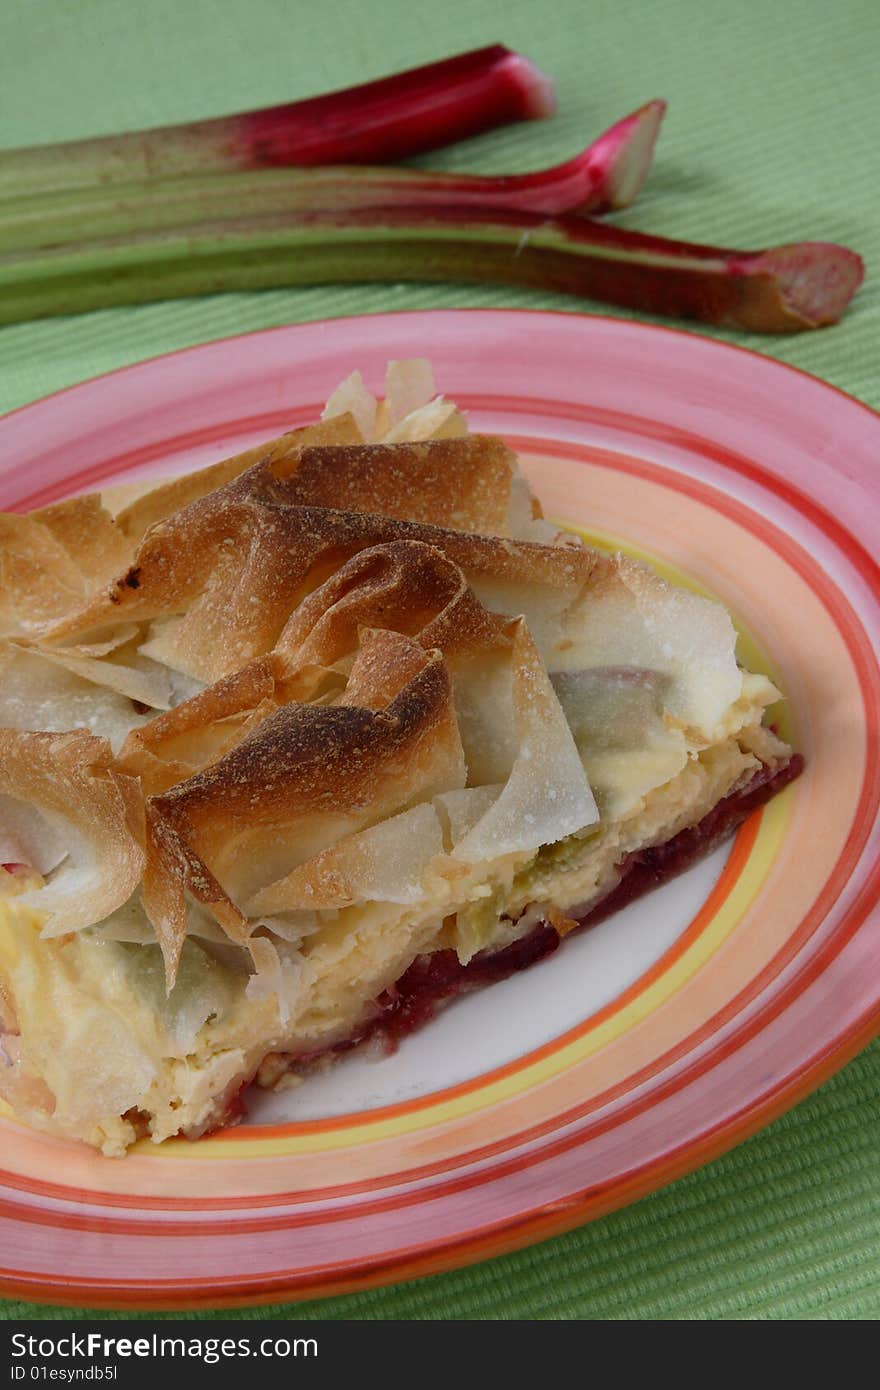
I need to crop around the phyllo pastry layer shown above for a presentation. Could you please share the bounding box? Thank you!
[0,362,800,1154]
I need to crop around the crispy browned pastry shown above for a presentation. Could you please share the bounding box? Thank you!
[114,541,507,794]
[0,502,123,636]
[109,533,601,982]
[112,413,362,543]
[142,631,466,983]
[0,417,364,641]
[0,361,797,1156]
[40,437,581,684]
[31,495,132,584]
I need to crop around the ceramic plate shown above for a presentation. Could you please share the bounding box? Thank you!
[1,310,878,1310]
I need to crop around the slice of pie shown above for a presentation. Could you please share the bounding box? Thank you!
[0,362,801,1154]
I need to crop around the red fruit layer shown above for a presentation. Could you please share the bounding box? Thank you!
[288,753,804,1066]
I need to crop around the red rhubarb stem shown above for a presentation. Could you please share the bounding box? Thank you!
[0,208,863,331]
[0,45,557,198]
[0,100,667,254]
[238,44,557,168]
[394,98,666,215]
[580,99,667,210]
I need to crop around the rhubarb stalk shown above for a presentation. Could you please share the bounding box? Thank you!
[0,102,666,253]
[0,208,862,331]
[0,45,556,199]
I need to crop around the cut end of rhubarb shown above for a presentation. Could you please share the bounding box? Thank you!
[499,52,558,120]
[589,99,667,211]
[751,242,865,330]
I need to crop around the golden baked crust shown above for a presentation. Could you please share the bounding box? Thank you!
[40,432,579,681]
[112,413,362,543]
[142,632,466,982]
[0,360,796,1154]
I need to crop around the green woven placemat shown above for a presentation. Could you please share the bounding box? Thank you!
[1,0,878,1321]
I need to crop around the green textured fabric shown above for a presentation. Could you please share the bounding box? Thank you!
[1,0,878,1322]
